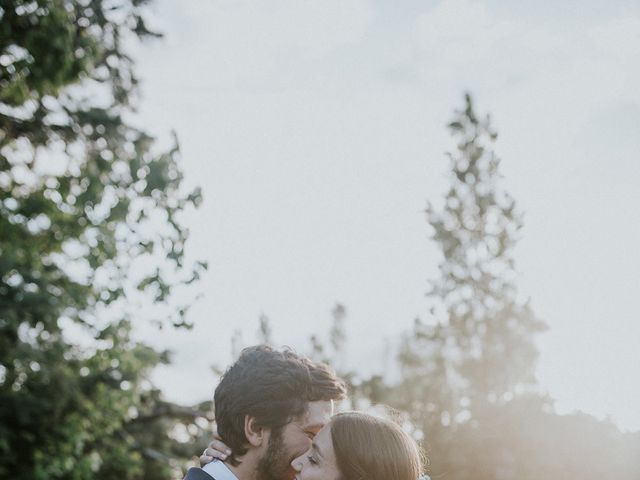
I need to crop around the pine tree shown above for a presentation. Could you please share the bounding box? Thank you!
[426,93,546,408]
[394,94,546,475]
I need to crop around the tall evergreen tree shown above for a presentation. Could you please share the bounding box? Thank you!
[426,93,546,407]
[394,94,546,475]
[0,1,207,478]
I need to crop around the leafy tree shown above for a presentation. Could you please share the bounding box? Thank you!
[256,314,273,345]
[388,94,546,476]
[0,1,207,478]
[428,93,546,405]
[407,94,545,403]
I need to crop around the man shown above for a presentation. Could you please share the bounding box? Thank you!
[184,345,346,480]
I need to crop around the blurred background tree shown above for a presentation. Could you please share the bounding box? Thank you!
[0,1,210,479]
[394,94,548,477]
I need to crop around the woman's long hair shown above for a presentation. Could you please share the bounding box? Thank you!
[329,412,424,480]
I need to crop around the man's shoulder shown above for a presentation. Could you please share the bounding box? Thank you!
[184,467,215,480]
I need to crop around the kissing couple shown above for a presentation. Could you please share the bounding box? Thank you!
[184,345,425,480]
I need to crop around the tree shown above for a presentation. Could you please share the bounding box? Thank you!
[389,94,547,476]
[431,94,546,401]
[0,1,207,478]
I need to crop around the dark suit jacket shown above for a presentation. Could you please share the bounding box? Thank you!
[184,467,215,480]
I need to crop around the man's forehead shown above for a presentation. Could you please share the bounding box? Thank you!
[299,400,334,428]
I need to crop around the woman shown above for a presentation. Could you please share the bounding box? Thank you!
[292,411,424,480]
[202,411,424,480]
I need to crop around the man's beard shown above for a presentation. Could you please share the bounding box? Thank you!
[256,427,296,480]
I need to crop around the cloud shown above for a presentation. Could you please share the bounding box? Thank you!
[152,0,373,91]
[414,0,515,64]
[396,0,640,112]
[589,16,640,60]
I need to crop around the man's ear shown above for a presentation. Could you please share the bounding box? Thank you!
[244,415,268,447]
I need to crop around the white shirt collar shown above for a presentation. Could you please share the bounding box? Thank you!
[202,460,239,480]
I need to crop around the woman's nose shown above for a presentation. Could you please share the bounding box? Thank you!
[291,454,304,472]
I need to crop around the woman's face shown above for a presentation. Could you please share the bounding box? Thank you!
[291,423,341,480]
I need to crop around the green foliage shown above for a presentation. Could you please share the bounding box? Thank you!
[392,94,546,429]
[385,94,549,476]
[426,93,546,405]
[0,1,209,478]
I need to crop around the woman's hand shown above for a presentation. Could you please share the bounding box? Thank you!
[200,429,232,467]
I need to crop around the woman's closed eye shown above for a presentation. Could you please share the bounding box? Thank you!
[307,455,319,465]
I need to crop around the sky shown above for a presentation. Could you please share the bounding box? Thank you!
[128,0,640,431]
